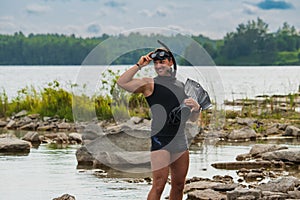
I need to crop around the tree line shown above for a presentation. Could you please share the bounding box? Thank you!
[0,18,300,66]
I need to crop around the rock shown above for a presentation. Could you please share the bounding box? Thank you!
[211,160,284,170]
[57,122,71,130]
[261,149,300,163]
[0,137,31,153]
[283,125,300,137]
[52,194,75,200]
[249,144,288,157]
[54,132,69,144]
[22,131,41,143]
[184,181,222,193]
[91,151,150,168]
[76,146,94,166]
[261,191,289,199]
[258,176,300,193]
[37,124,55,131]
[27,113,40,119]
[0,120,7,127]
[227,127,256,141]
[14,110,28,118]
[187,188,227,200]
[236,153,251,161]
[68,133,82,144]
[227,188,262,200]
[6,120,16,129]
[236,117,257,126]
[20,122,38,130]
[212,183,239,191]
[265,124,280,135]
[76,130,151,168]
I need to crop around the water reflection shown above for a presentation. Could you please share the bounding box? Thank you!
[0,130,300,199]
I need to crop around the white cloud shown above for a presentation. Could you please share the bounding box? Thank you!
[25,4,51,15]
[0,0,299,39]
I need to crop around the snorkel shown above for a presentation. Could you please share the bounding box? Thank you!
[156,40,177,78]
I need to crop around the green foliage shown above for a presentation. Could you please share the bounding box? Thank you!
[0,69,151,121]
[1,19,300,66]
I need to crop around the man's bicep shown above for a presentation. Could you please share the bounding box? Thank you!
[118,78,147,93]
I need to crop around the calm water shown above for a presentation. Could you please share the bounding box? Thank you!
[0,134,299,200]
[0,66,299,101]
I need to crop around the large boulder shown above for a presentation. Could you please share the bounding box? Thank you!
[0,137,31,154]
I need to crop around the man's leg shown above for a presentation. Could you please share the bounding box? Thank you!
[169,150,189,200]
[147,150,170,200]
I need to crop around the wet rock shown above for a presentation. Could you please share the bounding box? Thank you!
[283,125,300,137]
[14,110,28,118]
[68,133,82,144]
[22,131,41,143]
[261,149,300,163]
[6,120,16,129]
[57,122,71,130]
[227,127,256,141]
[0,120,7,127]
[0,137,31,153]
[37,124,55,131]
[76,146,94,166]
[236,117,257,126]
[52,194,75,200]
[265,124,280,136]
[258,176,300,193]
[184,181,222,193]
[227,188,262,200]
[20,122,38,130]
[187,188,227,200]
[249,144,288,158]
[211,161,281,170]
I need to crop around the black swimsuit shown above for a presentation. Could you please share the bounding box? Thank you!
[145,76,188,153]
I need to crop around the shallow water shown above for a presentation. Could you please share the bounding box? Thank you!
[0,132,299,200]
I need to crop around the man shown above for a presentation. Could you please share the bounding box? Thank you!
[117,47,200,200]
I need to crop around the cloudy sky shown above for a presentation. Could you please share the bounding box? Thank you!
[1,0,299,39]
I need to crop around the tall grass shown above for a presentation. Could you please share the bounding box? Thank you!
[0,70,149,122]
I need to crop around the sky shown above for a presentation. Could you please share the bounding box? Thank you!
[0,0,300,39]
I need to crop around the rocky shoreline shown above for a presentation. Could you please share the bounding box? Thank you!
[1,107,300,199]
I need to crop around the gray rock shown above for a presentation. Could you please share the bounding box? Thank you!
[68,133,82,144]
[52,194,75,200]
[249,144,288,157]
[258,176,299,193]
[261,149,300,163]
[6,120,16,129]
[227,188,262,200]
[187,188,227,200]
[283,125,300,137]
[22,131,41,143]
[0,138,31,153]
[0,120,7,127]
[227,127,256,141]
[14,110,28,118]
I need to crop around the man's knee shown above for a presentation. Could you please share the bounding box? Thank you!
[171,181,185,191]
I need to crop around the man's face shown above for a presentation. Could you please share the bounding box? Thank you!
[153,59,173,76]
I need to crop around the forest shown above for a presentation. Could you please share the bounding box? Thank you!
[0,18,300,66]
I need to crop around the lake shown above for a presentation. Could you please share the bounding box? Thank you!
[0,66,299,102]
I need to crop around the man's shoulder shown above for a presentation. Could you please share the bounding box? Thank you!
[141,77,154,83]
